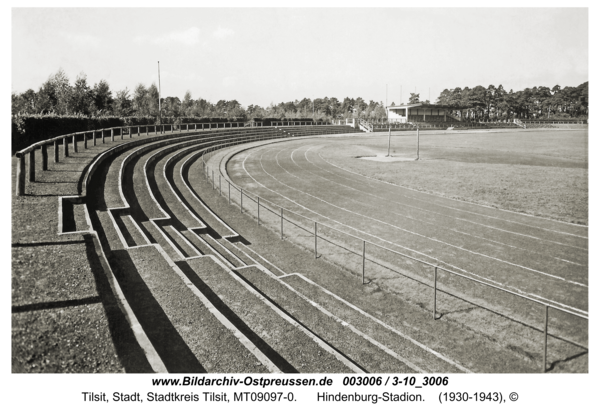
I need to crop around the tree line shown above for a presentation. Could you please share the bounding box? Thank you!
[12,69,587,122]
[434,83,588,120]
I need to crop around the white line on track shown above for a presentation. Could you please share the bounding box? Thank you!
[280,146,587,266]
[316,145,588,238]
[229,143,587,314]
[280,145,587,267]
[302,145,588,252]
[238,148,589,313]
[255,148,587,288]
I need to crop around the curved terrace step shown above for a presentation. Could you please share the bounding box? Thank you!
[85,128,298,372]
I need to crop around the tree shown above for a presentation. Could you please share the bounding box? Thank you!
[69,73,93,115]
[181,90,193,116]
[112,88,133,117]
[146,83,160,118]
[132,84,149,117]
[12,89,37,114]
[436,89,452,105]
[36,68,71,114]
[408,93,420,104]
[91,80,113,114]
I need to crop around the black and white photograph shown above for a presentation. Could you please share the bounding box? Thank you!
[7,3,595,410]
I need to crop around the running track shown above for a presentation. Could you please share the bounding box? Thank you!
[226,135,588,314]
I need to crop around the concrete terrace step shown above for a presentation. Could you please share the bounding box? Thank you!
[119,245,273,373]
[185,256,359,373]
[140,221,184,262]
[235,265,420,373]
[176,149,242,239]
[115,130,288,262]
[280,273,540,373]
[114,213,150,247]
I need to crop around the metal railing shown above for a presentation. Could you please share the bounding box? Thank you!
[199,138,588,373]
[358,119,373,132]
[13,122,254,196]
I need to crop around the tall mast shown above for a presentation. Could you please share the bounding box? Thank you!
[158,61,162,123]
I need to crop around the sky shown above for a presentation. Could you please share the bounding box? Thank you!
[11,7,589,108]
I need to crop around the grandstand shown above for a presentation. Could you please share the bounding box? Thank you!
[383,103,523,131]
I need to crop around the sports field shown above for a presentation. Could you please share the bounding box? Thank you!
[224,129,588,360]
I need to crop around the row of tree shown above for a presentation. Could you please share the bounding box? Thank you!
[433,83,588,120]
[11,69,587,121]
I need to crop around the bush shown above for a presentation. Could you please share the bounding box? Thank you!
[12,114,125,153]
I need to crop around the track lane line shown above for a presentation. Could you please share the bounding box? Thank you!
[234,148,589,312]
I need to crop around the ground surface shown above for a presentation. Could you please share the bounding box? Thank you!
[222,129,588,371]
[11,133,181,373]
[12,127,588,374]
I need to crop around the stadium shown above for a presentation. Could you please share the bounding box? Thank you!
[12,113,588,374]
[10,9,589,393]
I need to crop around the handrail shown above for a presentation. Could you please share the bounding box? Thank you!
[358,119,373,132]
[13,121,258,196]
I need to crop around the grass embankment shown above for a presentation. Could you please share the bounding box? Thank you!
[11,144,129,372]
[11,130,193,373]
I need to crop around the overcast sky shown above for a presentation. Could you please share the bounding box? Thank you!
[11,7,588,108]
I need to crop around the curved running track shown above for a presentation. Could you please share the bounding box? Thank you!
[226,136,588,315]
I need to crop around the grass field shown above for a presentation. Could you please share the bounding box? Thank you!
[324,129,588,225]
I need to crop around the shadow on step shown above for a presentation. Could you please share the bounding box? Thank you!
[110,249,206,373]
[176,260,298,373]
[82,234,154,373]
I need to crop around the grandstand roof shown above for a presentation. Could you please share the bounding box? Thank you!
[386,103,468,110]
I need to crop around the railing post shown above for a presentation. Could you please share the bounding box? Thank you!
[433,267,438,320]
[212,170,214,190]
[63,136,69,157]
[73,134,77,153]
[129,127,133,138]
[543,305,549,373]
[240,188,243,213]
[41,144,48,171]
[362,241,366,284]
[54,140,59,162]
[257,197,260,225]
[83,132,87,149]
[219,175,222,196]
[146,125,149,136]
[16,155,26,196]
[314,222,318,258]
[28,150,35,182]
[281,208,284,239]
[228,181,231,205]
[138,126,140,136]
[102,129,105,144]
[111,128,114,142]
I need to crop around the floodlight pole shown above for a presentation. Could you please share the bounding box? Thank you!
[388,127,391,157]
[158,61,162,124]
